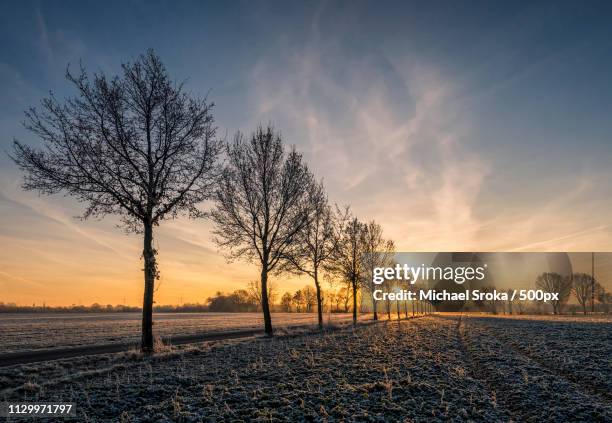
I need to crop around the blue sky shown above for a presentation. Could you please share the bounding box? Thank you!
[2,0,612,305]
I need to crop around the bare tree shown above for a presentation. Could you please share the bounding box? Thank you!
[292,290,305,312]
[535,272,572,314]
[338,286,351,312]
[359,288,369,314]
[326,291,337,312]
[211,126,313,335]
[361,220,395,321]
[247,280,277,312]
[596,284,611,314]
[401,278,410,318]
[326,209,367,325]
[10,51,219,352]
[506,288,514,315]
[282,181,335,328]
[383,278,398,320]
[302,285,317,312]
[394,279,403,321]
[280,292,293,312]
[572,273,594,315]
[479,286,498,314]
[332,288,348,312]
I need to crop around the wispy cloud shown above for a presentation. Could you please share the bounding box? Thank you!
[243,30,489,250]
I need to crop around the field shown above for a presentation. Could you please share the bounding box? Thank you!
[0,312,362,354]
[1,314,611,422]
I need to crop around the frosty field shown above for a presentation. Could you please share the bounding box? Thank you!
[0,312,360,354]
[1,314,611,422]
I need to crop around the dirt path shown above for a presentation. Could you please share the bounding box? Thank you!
[0,312,365,354]
[454,315,516,421]
[0,327,262,367]
[0,318,401,367]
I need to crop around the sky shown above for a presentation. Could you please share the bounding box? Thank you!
[2,0,612,306]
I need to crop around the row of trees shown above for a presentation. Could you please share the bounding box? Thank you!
[10,50,398,351]
[280,286,318,313]
[279,286,363,313]
[535,272,610,315]
[477,272,610,315]
[0,302,139,313]
[13,50,607,351]
[0,302,270,313]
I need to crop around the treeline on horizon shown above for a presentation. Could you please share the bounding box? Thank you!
[3,273,611,315]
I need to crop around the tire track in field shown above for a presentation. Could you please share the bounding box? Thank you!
[0,319,387,367]
[454,315,518,422]
[469,317,612,404]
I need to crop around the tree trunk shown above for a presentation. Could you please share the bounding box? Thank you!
[261,266,273,336]
[372,304,378,320]
[141,220,155,353]
[314,273,323,330]
[372,283,378,321]
[344,294,349,312]
[352,280,358,325]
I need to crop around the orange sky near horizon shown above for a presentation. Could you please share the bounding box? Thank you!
[2,173,612,307]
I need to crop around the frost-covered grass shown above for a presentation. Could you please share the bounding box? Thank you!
[0,312,364,353]
[463,314,612,401]
[1,315,610,422]
[458,315,612,421]
[459,313,612,323]
[1,317,507,422]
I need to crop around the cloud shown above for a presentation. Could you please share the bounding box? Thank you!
[238,25,612,254]
[0,179,135,261]
[32,6,87,79]
[243,32,489,250]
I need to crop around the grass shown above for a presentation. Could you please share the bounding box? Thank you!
[1,315,610,421]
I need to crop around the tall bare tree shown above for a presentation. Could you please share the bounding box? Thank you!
[211,126,313,335]
[572,273,594,315]
[535,272,572,314]
[282,181,335,328]
[326,209,367,324]
[11,51,219,352]
[361,220,395,320]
